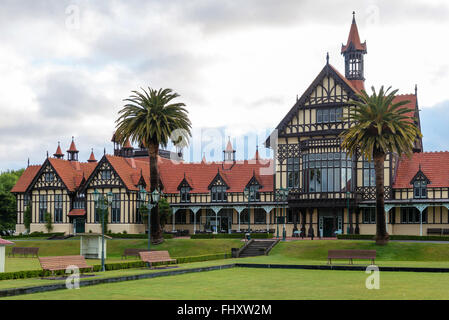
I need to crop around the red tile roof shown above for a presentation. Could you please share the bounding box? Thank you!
[393,152,449,188]
[68,209,86,217]
[158,158,274,194]
[341,16,367,53]
[47,158,96,192]
[392,94,417,122]
[10,165,41,193]
[105,155,274,194]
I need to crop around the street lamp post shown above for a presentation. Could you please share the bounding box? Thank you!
[243,187,255,241]
[139,187,160,251]
[346,191,352,234]
[93,189,113,272]
[277,188,289,241]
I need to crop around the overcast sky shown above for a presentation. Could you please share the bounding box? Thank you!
[1,0,449,171]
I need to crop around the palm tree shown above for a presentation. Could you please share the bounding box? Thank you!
[340,86,422,245]
[115,87,192,244]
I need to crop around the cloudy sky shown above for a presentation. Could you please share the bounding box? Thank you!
[1,0,449,171]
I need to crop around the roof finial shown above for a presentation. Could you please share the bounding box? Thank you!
[415,84,418,96]
[104,148,106,156]
[27,158,30,168]
[326,52,329,64]
[46,151,49,158]
[352,11,356,23]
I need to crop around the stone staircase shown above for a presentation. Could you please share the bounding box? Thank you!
[238,239,279,258]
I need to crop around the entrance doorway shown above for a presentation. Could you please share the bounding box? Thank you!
[74,218,85,234]
[323,217,334,237]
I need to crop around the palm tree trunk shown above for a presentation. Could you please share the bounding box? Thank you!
[148,142,163,244]
[373,150,389,245]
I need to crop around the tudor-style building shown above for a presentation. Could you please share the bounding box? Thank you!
[11,14,449,237]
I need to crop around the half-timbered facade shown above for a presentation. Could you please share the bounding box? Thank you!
[11,14,449,237]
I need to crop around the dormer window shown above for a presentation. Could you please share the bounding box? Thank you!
[180,187,191,203]
[411,168,429,199]
[414,181,427,199]
[248,185,260,201]
[211,186,227,202]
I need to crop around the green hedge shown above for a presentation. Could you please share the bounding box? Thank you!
[190,233,273,239]
[4,232,65,239]
[0,252,231,281]
[337,234,449,241]
[104,233,174,239]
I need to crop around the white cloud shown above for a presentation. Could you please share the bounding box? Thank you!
[1,0,449,171]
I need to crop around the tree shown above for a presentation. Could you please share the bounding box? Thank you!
[115,87,191,244]
[23,205,32,233]
[340,86,422,245]
[158,197,173,230]
[0,169,24,233]
[44,212,53,233]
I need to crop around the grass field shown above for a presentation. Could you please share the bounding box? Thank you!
[5,239,449,272]
[3,239,449,300]
[5,267,449,300]
[4,238,243,272]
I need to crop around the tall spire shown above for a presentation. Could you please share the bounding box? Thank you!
[341,11,367,88]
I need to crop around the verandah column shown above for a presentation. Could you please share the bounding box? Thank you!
[413,204,429,237]
[308,208,314,238]
[210,206,223,234]
[301,209,306,237]
[189,206,201,235]
[233,206,246,232]
[261,206,275,233]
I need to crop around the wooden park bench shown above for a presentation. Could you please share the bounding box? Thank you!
[327,250,376,265]
[121,248,149,259]
[139,250,177,268]
[39,255,93,274]
[8,247,39,258]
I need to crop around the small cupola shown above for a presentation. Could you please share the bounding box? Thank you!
[67,136,79,161]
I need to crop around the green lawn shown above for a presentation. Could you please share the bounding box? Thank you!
[4,238,243,272]
[5,267,449,300]
[5,239,449,273]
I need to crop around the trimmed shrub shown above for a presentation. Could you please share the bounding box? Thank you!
[337,234,449,241]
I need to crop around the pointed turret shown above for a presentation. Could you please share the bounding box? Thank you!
[67,136,79,161]
[253,146,260,161]
[88,149,97,163]
[341,12,367,87]
[53,142,64,159]
[223,137,235,162]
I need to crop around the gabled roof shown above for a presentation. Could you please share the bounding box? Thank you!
[10,165,41,193]
[265,63,358,147]
[393,152,449,188]
[47,158,96,192]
